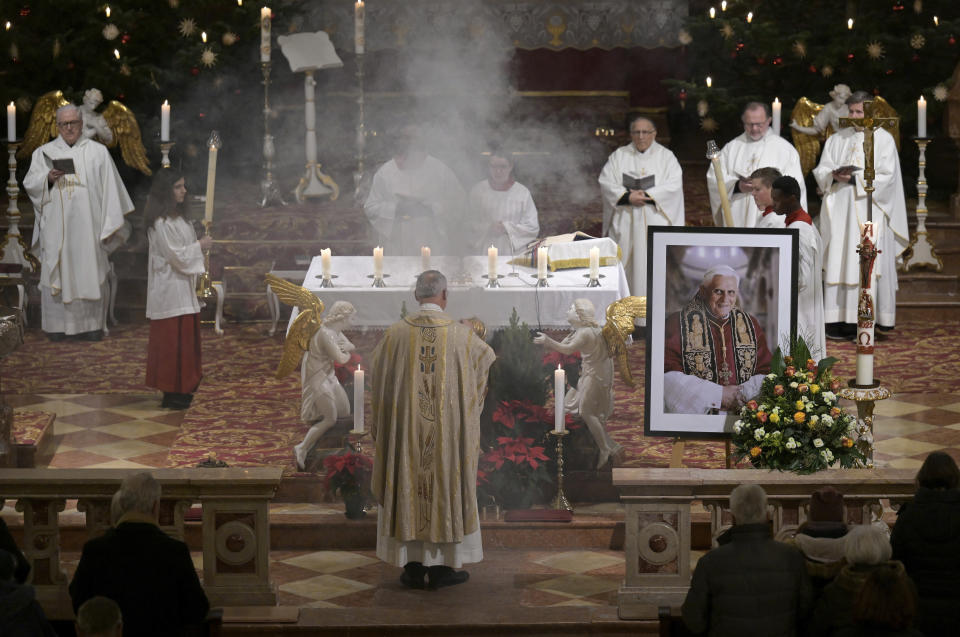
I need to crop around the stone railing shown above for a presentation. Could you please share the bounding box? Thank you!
[612,467,918,620]
[0,467,283,620]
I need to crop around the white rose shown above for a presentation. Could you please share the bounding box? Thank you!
[754,428,766,441]
[813,438,824,448]
[821,414,834,427]
[822,391,836,403]
[786,437,797,450]
[790,382,799,388]
[767,373,777,380]
[733,421,743,434]
[810,415,820,425]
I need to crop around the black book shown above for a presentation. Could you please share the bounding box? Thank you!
[622,173,654,191]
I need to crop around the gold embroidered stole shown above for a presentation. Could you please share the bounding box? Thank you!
[679,297,759,384]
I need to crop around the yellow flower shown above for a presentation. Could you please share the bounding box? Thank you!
[810,384,820,394]
[796,400,805,410]
[842,437,854,448]
[750,446,762,457]
[769,413,780,424]
[794,411,806,423]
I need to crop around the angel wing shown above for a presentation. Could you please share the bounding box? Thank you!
[790,97,825,176]
[102,100,152,175]
[16,91,69,161]
[601,296,646,388]
[265,274,325,379]
[867,96,901,151]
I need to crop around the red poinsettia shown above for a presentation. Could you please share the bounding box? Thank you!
[323,450,373,498]
[334,353,363,386]
[542,350,580,369]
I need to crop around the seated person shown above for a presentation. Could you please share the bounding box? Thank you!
[0,548,56,636]
[468,149,539,256]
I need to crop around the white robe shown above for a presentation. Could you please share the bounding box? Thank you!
[706,130,806,227]
[24,137,133,334]
[813,127,908,326]
[789,218,826,360]
[467,180,539,255]
[599,141,684,303]
[146,216,205,320]
[363,155,466,256]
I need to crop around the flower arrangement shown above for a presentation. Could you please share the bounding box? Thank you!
[323,448,373,500]
[478,434,551,510]
[731,339,871,474]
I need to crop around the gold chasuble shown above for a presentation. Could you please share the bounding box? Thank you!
[371,310,495,545]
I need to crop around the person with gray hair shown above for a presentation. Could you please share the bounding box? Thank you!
[807,524,908,636]
[23,102,134,342]
[370,270,495,590]
[75,596,123,637]
[534,299,622,468]
[294,300,358,470]
[663,264,772,414]
[70,472,209,636]
[682,484,813,636]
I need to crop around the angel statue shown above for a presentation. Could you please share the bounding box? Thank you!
[17,89,152,175]
[265,274,357,471]
[533,296,645,469]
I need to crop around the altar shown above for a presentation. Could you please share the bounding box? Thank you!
[271,255,629,333]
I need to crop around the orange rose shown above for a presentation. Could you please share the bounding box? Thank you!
[757,411,768,423]
[785,366,796,376]
[784,356,794,365]
[747,400,759,411]
[806,359,816,371]
[750,446,762,457]
[794,411,806,423]
[774,385,785,396]
[842,437,854,448]
[798,384,809,394]
[830,407,841,418]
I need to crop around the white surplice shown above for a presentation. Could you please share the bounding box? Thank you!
[813,127,908,326]
[24,136,133,334]
[599,141,684,305]
[789,217,827,360]
[363,155,466,256]
[467,180,539,255]
[706,130,806,228]
[146,216,205,320]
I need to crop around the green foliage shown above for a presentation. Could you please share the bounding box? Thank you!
[487,308,550,406]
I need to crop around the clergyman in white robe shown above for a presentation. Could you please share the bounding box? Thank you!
[599,127,684,306]
[468,179,539,256]
[24,123,133,336]
[706,112,806,228]
[813,126,908,327]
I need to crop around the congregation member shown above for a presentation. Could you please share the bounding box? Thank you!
[788,487,849,596]
[363,124,466,256]
[75,596,124,637]
[835,567,924,637]
[663,265,772,414]
[143,170,212,410]
[682,484,812,636]
[706,102,806,228]
[0,549,56,637]
[468,149,540,256]
[890,451,960,637]
[599,114,684,302]
[813,90,908,342]
[70,472,210,637]
[750,167,785,229]
[23,103,134,342]
[770,176,826,358]
[370,271,495,590]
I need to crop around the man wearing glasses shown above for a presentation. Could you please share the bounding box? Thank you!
[599,115,684,313]
[706,102,806,228]
[23,103,133,341]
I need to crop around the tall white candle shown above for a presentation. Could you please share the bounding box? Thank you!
[917,96,927,138]
[373,246,383,278]
[160,100,170,142]
[353,366,364,433]
[355,0,365,55]
[554,364,565,433]
[487,245,498,280]
[204,143,218,223]
[421,245,430,272]
[537,246,548,280]
[855,221,876,386]
[260,7,271,62]
[320,248,332,277]
[772,97,781,136]
[6,102,15,142]
[589,246,600,279]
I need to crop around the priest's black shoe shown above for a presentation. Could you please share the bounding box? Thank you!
[77,329,103,342]
[427,565,469,590]
[400,562,426,589]
[46,332,67,342]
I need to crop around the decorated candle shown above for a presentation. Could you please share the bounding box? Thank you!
[160,100,170,142]
[421,245,430,272]
[855,221,877,386]
[487,245,498,280]
[373,246,383,277]
[353,366,364,433]
[260,7,271,62]
[589,246,600,279]
[537,246,548,280]
[320,248,332,277]
[917,96,927,138]
[355,0,365,55]
[554,365,565,433]
[204,142,218,223]
[772,97,781,135]
[7,102,15,142]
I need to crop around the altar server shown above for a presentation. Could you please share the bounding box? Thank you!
[468,149,539,255]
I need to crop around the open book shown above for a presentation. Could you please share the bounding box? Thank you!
[43,153,76,174]
[622,173,654,191]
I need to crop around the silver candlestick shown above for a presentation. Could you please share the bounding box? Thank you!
[903,137,942,272]
[259,61,286,208]
[353,52,366,203]
[1,141,36,272]
[159,141,175,169]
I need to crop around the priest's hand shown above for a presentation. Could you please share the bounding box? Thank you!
[737,177,755,194]
[628,190,651,206]
[720,384,742,411]
[47,169,65,184]
[833,169,853,183]
[198,236,213,251]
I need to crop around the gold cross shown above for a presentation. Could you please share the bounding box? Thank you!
[839,100,899,223]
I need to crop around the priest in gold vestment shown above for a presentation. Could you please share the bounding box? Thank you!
[371,270,496,590]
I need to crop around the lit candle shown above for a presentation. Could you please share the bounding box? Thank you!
[917,95,927,138]
[7,102,15,142]
[204,141,218,223]
[772,97,781,136]
[373,246,383,278]
[709,7,715,19]
[589,246,600,279]
[105,6,111,18]
[487,245,498,280]
[746,11,753,23]
[260,7,271,63]
[421,245,430,272]
[706,76,712,88]
[113,48,120,60]
[201,31,207,43]
[720,0,727,11]
[321,248,332,277]
[160,100,170,142]
[537,246,548,280]
[353,366,364,433]
[554,364,566,433]
[934,16,939,26]
[355,0,365,55]
[847,18,854,30]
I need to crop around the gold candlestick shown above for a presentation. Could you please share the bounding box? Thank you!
[195,221,216,301]
[549,430,573,512]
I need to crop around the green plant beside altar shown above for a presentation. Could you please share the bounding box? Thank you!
[323,448,373,519]
[731,339,871,474]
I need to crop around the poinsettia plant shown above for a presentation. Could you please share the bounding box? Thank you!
[731,338,871,474]
[323,448,373,499]
[542,350,581,388]
[478,435,552,509]
[334,353,363,386]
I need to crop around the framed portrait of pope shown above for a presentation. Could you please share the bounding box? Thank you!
[644,227,798,438]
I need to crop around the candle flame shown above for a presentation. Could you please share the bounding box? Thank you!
[557,364,562,370]
[163,99,169,106]
[113,48,120,59]
[746,11,753,23]
[4,21,10,30]
[238,0,243,5]
[847,18,854,29]
[706,76,712,88]
[709,7,715,18]
[105,6,111,18]
[933,16,938,26]
[721,0,727,11]
[201,31,207,43]
[356,0,364,6]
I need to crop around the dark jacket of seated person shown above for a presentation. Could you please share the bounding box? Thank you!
[69,511,209,637]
